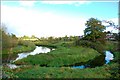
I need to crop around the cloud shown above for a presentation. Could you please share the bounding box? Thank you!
[1,5,87,37]
[41,1,91,6]
[108,18,118,25]
[102,18,119,33]
[19,1,36,7]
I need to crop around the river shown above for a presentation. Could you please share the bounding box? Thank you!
[72,51,114,69]
[7,46,55,69]
[7,46,114,69]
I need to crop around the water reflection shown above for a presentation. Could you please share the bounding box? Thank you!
[73,65,85,69]
[72,51,114,69]
[105,51,114,64]
[13,46,51,62]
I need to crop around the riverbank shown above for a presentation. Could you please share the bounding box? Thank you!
[2,41,119,79]
[12,62,118,78]
[2,41,36,63]
[14,46,100,67]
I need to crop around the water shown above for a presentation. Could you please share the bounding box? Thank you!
[7,49,114,69]
[8,46,54,69]
[13,46,52,62]
[105,51,114,64]
[72,51,114,69]
[73,65,86,69]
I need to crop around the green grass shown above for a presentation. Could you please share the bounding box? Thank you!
[2,40,36,63]
[2,40,119,79]
[12,45,35,54]
[105,41,119,62]
[14,46,100,67]
[105,41,118,51]
[13,63,119,78]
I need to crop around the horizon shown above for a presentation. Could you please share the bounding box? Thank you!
[1,1,119,37]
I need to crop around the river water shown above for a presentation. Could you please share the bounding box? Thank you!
[7,46,114,69]
[72,51,114,69]
[13,46,53,62]
[7,46,54,69]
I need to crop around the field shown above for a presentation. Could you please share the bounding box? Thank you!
[2,40,119,79]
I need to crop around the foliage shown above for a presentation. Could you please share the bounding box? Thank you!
[105,41,119,52]
[14,46,100,67]
[113,32,120,41]
[21,35,30,39]
[3,41,119,79]
[61,41,74,47]
[31,35,36,39]
[2,40,36,63]
[13,63,119,78]
[105,41,119,63]
[1,26,18,49]
[2,65,18,79]
[74,40,105,54]
[84,18,106,44]
[18,40,35,50]
[1,25,18,63]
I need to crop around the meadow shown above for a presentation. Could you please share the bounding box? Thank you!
[14,46,100,67]
[2,40,119,79]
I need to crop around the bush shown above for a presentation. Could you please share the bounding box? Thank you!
[74,40,105,54]
[18,40,35,49]
[61,41,74,47]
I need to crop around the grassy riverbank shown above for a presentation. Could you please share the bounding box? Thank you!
[14,46,100,67]
[12,63,118,78]
[2,40,36,63]
[2,41,119,79]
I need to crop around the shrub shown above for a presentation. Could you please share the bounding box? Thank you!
[74,40,105,54]
[18,40,35,49]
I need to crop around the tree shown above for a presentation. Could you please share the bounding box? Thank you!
[10,33,18,47]
[48,36,54,43]
[1,24,18,49]
[84,18,106,44]
[1,25,11,49]
[31,35,36,39]
[63,35,68,41]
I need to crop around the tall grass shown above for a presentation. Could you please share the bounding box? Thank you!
[74,40,105,54]
[13,63,119,78]
[2,40,36,63]
[14,46,100,67]
[3,41,119,79]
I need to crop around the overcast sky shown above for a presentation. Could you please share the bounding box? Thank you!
[1,0,119,37]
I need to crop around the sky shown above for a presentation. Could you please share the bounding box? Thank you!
[1,0,119,38]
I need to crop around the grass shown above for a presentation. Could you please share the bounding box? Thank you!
[12,45,35,54]
[12,63,119,78]
[14,46,100,67]
[2,40,36,63]
[2,40,119,79]
[105,41,119,62]
[105,41,119,53]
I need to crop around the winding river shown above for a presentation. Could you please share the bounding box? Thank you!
[72,51,114,69]
[7,46,114,69]
[7,46,55,69]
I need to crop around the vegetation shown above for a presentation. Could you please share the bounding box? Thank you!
[11,63,119,79]
[84,18,106,44]
[1,25,36,63]
[1,18,119,79]
[14,46,100,67]
[2,40,36,63]
[1,26,18,49]
[77,18,107,54]
[74,40,105,54]
[2,40,119,79]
